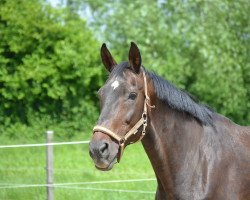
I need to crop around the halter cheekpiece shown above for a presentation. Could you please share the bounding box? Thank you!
[92,70,155,163]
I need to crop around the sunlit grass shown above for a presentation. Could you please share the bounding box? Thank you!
[0,137,156,200]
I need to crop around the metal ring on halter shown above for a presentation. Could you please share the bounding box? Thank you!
[119,138,125,145]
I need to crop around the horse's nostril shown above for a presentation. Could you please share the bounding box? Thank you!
[99,142,109,155]
[89,140,110,159]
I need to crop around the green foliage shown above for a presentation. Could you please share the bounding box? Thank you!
[0,0,249,141]
[86,0,250,125]
[0,0,102,136]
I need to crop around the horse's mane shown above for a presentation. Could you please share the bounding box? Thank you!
[112,61,214,126]
[147,71,214,126]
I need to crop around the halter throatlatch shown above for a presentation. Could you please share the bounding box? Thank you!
[92,70,155,163]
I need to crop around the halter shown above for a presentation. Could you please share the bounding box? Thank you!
[92,70,155,163]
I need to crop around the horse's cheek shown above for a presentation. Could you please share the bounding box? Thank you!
[124,108,135,124]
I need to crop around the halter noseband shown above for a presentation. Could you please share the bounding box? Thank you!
[92,70,154,163]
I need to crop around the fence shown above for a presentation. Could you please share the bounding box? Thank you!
[0,130,156,200]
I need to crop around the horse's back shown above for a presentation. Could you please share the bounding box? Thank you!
[234,125,250,200]
[234,123,250,200]
[218,114,250,150]
[214,113,250,159]
[213,114,250,199]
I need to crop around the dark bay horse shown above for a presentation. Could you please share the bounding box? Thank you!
[89,42,250,200]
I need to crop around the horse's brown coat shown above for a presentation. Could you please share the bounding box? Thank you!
[89,42,250,200]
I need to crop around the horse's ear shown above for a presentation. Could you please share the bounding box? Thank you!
[128,42,141,74]
[100,43,117,72]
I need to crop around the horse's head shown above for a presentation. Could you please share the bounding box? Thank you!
[89,42,153,171]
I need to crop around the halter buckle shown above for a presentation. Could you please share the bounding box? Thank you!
[119,138,125,146]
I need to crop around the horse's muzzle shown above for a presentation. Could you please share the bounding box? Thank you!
[89,133,118,171]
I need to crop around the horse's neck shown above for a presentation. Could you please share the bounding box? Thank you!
[142,100,204,197]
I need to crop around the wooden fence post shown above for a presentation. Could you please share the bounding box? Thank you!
[46,130,54,200]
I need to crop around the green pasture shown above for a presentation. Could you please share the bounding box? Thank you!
[0,136,156,200]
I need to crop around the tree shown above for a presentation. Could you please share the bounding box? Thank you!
[84,0,249,125]
[0,0,102,135]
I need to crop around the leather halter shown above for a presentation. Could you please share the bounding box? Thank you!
[92,70,155,163]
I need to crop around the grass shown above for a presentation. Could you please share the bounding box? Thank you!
[0,134,156,200]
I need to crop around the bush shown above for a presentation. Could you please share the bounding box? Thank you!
[0,0,103,138]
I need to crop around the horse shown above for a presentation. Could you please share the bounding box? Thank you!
[89,42,250,200]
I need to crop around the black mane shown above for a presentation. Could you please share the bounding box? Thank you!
[112,61,214,126]
[147,71,214,126]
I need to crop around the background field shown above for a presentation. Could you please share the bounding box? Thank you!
[0,135,156,200]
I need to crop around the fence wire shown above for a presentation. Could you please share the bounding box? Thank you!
[0,139,156,195]
[0,141,90,149]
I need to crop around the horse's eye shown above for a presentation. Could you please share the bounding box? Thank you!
[128,92,137,100]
